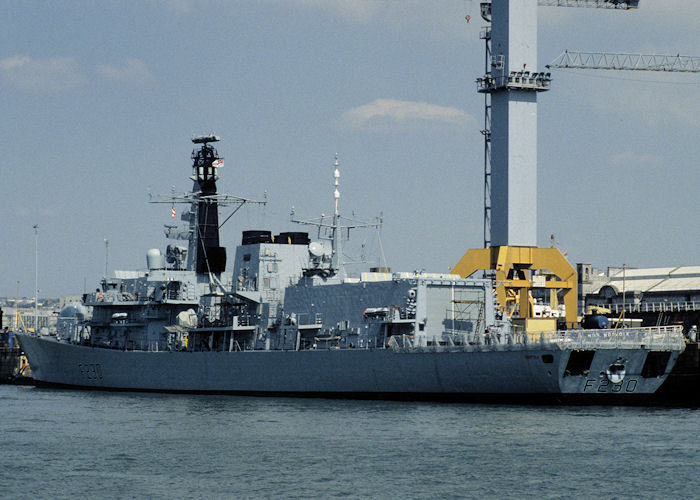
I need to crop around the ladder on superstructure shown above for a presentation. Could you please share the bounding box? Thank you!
[447,288,486,343]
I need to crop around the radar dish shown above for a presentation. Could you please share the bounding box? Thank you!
[309,241,324,257]
[192,135,220,144]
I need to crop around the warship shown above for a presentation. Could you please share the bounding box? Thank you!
[18,136,686,402]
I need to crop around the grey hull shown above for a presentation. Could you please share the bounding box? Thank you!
[18,334,676,400]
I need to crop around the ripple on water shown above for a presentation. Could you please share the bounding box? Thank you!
[1,386,698,498]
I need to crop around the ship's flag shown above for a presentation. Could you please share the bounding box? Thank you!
[171,205,176,218]
[212,159,224,168]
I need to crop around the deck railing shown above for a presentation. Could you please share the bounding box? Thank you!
[589,301,700,314]
[50,325,686,354]
[536,325,686,350]
[389,326,686,353]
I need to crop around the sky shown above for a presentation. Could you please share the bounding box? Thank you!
[1,0,699,298]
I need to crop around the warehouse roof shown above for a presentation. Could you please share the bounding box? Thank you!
[603,266,700,293]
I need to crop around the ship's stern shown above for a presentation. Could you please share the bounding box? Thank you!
[557,347,682,400]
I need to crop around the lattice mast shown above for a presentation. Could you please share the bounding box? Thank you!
[149,135,266,276]
[291,155,382,280]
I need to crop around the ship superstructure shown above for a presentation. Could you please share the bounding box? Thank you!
[64,135,264,351]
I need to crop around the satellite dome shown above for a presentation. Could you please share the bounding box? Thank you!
[56,302,89,341]
[58,303,88,320]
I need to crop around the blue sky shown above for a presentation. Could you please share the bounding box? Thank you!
[2,0,699,298]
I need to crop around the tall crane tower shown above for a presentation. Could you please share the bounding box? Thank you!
[452,0,639,329]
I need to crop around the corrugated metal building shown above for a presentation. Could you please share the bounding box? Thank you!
[578,264,700,331]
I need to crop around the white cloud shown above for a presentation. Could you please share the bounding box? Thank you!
[98,58,155,85]
[340,98,474,130]
[0,55,86,92]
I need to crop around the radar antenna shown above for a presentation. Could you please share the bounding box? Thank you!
[291,155,382,280]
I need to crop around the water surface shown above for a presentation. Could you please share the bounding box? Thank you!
[2,386,697,498]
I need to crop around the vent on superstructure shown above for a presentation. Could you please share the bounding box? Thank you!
[242,230,272,245]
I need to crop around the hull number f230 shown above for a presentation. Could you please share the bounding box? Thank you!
[78,363,103,380]
[583,378,637,393]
